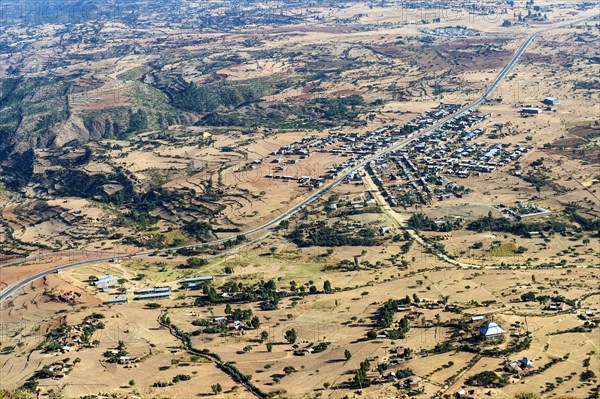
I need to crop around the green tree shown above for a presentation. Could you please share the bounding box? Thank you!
[284,328,297,344]
[581,369,596,381]
[466,371,508,387]
[211,383,222,395]
[48,386,65,399]
[186,257,208,268]
[399,317,410,333]
[127,109,148,133]
[354,359,371,388]
[260,331,268,342]
[344,349,352,361]
[583,357,591,367]
[278,220,290,230]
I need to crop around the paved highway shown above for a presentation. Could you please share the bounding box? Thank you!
[0,16,596,303]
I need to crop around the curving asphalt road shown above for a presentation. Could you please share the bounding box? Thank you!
[1,16,596,304]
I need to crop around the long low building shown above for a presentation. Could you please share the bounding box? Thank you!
[134,292,170,300]
[107,297,128,304]
[521,107,542,114]
[94,275,119,287]
[185,283,206,289]
[136,287,171,294]
[181,276,213,284]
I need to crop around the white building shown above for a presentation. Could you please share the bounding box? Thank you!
[542,96,559,106]
[521,107,542,115]
[479,321,505,340]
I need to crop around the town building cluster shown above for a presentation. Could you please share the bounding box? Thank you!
[368,106,532,207]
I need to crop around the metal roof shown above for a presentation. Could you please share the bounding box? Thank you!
[480,322,505,336]
[134,292,170,300]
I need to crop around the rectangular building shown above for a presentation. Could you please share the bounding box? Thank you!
[94,275,119,287]
[521,107,542,114]
[107,297,128,304]
[134,292,170,300]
